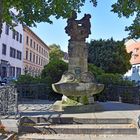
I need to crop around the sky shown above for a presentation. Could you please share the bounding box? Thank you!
[31,0,134,52]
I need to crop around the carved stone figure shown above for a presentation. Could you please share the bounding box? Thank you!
[65,11,91,41]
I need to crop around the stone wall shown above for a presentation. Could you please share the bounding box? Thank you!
[0,85,18,116]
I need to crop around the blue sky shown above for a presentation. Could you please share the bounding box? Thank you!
[31,0,134,52]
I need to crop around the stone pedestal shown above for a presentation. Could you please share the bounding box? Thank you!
[68,41,88,74]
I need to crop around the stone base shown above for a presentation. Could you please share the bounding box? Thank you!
[52,101,63,111]
[63,103,103,113]
[52,101,103,113]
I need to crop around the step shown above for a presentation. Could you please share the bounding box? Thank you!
[20,117,134,125]
[20,123,137,135]
[18,134,140,140]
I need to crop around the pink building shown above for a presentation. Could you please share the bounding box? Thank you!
[125,39,140,83]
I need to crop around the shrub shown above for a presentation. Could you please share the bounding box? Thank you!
[41,59,68,100]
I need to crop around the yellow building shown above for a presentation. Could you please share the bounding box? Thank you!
[23,25,50,76]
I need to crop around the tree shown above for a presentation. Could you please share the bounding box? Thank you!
[41,59,68,100]
[0,0,139,38]
[111,0,140,39]
[88,38,132,74]
[49,44,64,61]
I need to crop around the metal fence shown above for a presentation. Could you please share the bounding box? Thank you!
[16,83,49,100]
[97,85,140,105]
[0,85,18,116]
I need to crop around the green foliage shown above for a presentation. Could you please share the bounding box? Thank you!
[111,0,140,39]
[88,39,132,74]
[88,63,105,77]
[88,63,134,86]
[125,12,140,39]
[97,73,134,86]
[41,59,68,84]
[15,74,34,84]
[80,96,89,105]
[62,97,80,106]
[0,0,139,38]
[67,96,89,105]
[97,73,123,85]
[49,44,64,61]
[41,59,68,100]
[15,74,43,85]
[0,0,95,35]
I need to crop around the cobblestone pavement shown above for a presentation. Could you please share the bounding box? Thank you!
[18,99,55,116]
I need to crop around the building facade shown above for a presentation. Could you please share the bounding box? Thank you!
[23,25,50,76]
[125,39,140,83]
[0,21,23,79]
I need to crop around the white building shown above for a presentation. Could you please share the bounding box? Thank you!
[0,11,23,79]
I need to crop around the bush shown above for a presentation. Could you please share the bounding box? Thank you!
[88,63,134,86]
[15,74,44,85]
[41,59,68,84]
[88,63,105,77]
[41,59,68,100]
[15,74,35,84]
[97,73,134,86]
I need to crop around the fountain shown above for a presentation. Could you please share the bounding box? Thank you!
[52,12,104,104]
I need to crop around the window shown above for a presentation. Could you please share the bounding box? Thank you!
[20,34,22,43]
[10,66,15,77]
[26,36,29,45]
[2,44,7,55]
[39,46,41,53]
[17,50,22,60]
[30,39,32,47]
[16,31,19,41]
[30,52,32,61]
[26,50,28,60]
[42,48,43,54]
[34,42,36,49]
[39,56,40,65]
[46,51,48,58]
[33,54,35,63]
[12,30,16,39]
[10,47,16,58]
[5,23,9,35]
[137,66,140,72]
[41,58,42,66]
[16,67,21,78]
[37,44,38,51]
[132,67,136,73]
[36,55,38,64]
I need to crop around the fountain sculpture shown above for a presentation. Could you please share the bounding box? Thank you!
[52,12,104,99]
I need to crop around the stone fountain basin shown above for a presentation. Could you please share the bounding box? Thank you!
[52,82,104,97]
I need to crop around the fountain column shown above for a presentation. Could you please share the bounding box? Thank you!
[52,12,104,97]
